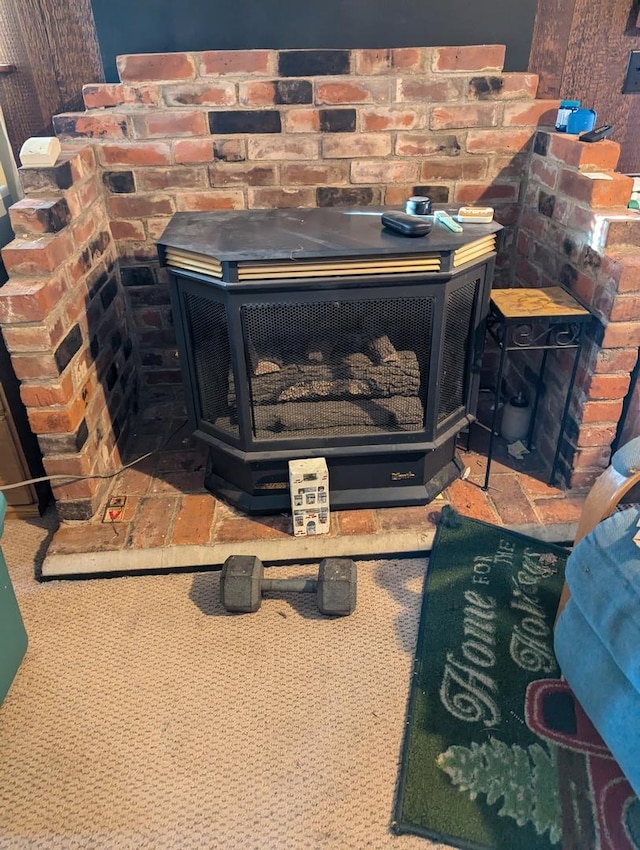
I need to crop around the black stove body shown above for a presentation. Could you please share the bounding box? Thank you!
[158,208,500,513]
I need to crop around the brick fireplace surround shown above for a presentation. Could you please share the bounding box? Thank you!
[0,44,639,574]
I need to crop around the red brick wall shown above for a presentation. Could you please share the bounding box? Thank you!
[514,130,638,488]
[0,47,633,512]
[0,45,565,519]
[0,147,138,519]
[56,46,555,395]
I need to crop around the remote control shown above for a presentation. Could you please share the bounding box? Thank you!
[434,210,464,233]
[381,211,432,237]
[579,125,614,143]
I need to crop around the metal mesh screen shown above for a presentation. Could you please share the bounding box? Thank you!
[437,278,479,423]
[241,297,433,440]
[184,292,238,437]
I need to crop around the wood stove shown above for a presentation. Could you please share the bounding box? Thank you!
[158,208,501,513]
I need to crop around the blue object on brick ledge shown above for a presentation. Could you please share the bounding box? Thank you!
[555,99,580,131]
[567,108,597,135]
[0,493,28,706]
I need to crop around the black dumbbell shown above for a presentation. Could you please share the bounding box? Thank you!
[220,555,357,616]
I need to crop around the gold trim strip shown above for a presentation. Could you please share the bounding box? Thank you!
[452,236,496,268]
[166,246,223,264]
[454,235,496,258]
[165,248,444,279]
[165,249,223,278]
[239,260,440,274]
[452,247,494,268]
[238,256,441,279]
[238,267,441,279]
[239,255,439,271]
[165,256,223,270]
[166,259,224,277]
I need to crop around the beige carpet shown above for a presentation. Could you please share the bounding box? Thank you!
[0,510,454,850]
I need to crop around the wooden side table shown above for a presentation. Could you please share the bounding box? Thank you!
[483,286,592,490]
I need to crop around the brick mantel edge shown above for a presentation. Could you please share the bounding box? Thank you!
[0,147,138,519]
[515,130,638,488]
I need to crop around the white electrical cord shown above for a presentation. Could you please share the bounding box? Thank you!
[0,419,189,492]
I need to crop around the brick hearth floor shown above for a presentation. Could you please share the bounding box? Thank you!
[41,408,588,578]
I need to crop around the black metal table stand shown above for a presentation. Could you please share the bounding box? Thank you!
[482,287,591,491]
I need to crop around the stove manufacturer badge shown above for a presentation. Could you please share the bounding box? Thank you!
[391,471,416,481]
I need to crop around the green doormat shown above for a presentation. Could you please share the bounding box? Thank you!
[393,507,640,850]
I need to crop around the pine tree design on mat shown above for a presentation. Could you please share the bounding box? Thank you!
[437,738,561,843]
[393,508,640,850]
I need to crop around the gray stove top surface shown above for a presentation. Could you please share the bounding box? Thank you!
[158,207,502,262]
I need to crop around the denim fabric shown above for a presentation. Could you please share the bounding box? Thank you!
[555,597,640,796]
[565,507,640,691]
